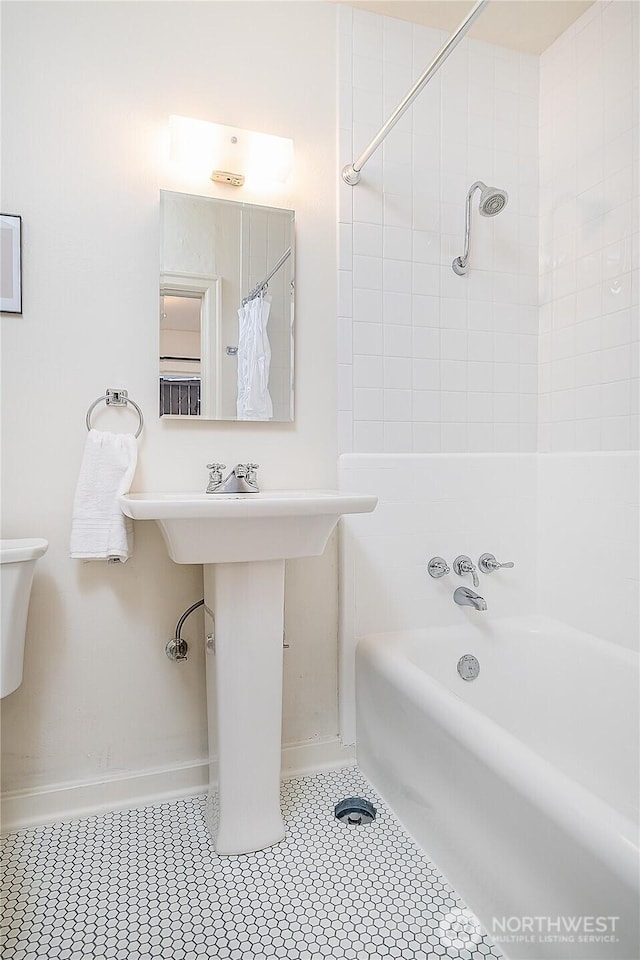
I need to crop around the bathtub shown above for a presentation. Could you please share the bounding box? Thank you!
[356,616,639,960]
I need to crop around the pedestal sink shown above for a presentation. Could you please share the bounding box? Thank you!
[120,489,376,855]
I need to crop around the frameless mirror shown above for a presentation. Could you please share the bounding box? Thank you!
[159,190,294,421]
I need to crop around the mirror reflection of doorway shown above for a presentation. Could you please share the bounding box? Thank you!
[159,294,202,415]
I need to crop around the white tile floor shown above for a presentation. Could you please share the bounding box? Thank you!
[0,767,503,960]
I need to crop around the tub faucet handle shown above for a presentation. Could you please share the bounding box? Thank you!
[427,557,450,579]
[453,555,479,588]
[478,553,514,574]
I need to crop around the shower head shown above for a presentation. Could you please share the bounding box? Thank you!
[452,180,509,275]
[479,184,508,217]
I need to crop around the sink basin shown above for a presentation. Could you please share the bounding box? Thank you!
[120,488,376,855]
[120,490,377,563]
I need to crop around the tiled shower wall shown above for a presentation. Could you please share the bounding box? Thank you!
[539,0,640,451]
[338,6,540,454]
[336,2,639,747]
[535,3,639,650]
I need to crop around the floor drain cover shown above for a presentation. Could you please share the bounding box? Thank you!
[334,797,377,825]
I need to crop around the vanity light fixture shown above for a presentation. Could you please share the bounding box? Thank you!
[168,115,293,188]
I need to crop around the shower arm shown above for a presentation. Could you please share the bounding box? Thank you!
[342,0,489,185]
[458,180,485,271]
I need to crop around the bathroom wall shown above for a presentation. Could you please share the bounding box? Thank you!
[335,5,541,743]
[338,5,540,455]
[336,1,639,743]
[537,453,638,650]
[537,0,639,646]
[338,453,537,742]
[538,0,639,453]
[1,1,341,821]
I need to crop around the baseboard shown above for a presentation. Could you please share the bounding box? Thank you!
[0,736,356,835]
[281,736,355,778]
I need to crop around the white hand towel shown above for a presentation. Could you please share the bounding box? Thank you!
[70,429,138,562]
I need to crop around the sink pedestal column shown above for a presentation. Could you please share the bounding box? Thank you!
[203,559,286,855]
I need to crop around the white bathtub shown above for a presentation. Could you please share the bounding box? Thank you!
[356,616,639,960]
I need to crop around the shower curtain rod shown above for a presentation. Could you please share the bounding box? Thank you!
[242,246,292,305]
[342,0,489,185]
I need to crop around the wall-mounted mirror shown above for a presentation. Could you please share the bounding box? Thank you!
[159,190,294,421]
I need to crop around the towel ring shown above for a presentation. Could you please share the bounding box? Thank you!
[85,388,144,438]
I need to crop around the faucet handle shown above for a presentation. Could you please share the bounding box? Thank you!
[427,557,450,579]
[453,554,479,588]
[207,463,226,481]
[478,553,514,574]
[245,463,259,482]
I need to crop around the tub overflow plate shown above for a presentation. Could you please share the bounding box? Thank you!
[334,797,377,825]
[457,654,480,681]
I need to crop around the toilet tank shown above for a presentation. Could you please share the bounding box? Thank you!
[1,538,48,698]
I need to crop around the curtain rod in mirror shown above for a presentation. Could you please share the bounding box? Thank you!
[242,246,293,305]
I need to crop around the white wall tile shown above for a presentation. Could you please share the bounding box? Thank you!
[384,389,412,421]
[441,329,467,361]
[339,1,636,456]
[412,358,440,390]
[412,295,440,327]
[338,363,353,411]
[383,420,412,452]
[412,422,441,452]
[440,360,467,391]
[383,291,412,325]
[353,322,383,355]
[353,287,383,325]
[384,323,412,358]
[383,259,412,293]
[353,420,384,452]
[353,222,383,257]
[354,386,383,420]
[441,422,468,451]
[540,0,637,452]
[384,356,412,389]
[383,225,412,260]
[353,255,382,290]
[353,354,384,388]
[412,390,440,421]
[412,326,440,359]
[441,391,467,421]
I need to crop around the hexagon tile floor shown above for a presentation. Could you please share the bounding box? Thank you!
[0,767,503,960]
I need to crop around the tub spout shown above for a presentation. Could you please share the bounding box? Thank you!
[454,586,487,611]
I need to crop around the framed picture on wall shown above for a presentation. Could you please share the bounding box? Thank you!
[1,214,22,314]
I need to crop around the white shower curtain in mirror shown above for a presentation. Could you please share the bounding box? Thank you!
[236,294,273,420]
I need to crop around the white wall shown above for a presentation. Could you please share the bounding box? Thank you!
[536,1,639,646]
[339,453,537,742]
[538,0,639,452]
[336,2,638,746]
[1,1,339,805]
[537,453,639,649]
[338,6,540,455]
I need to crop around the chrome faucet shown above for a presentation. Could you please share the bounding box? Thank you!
[478,553,514,574]
[453,586,487,611]
[206,463,260,494]
[453,554,479,588]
